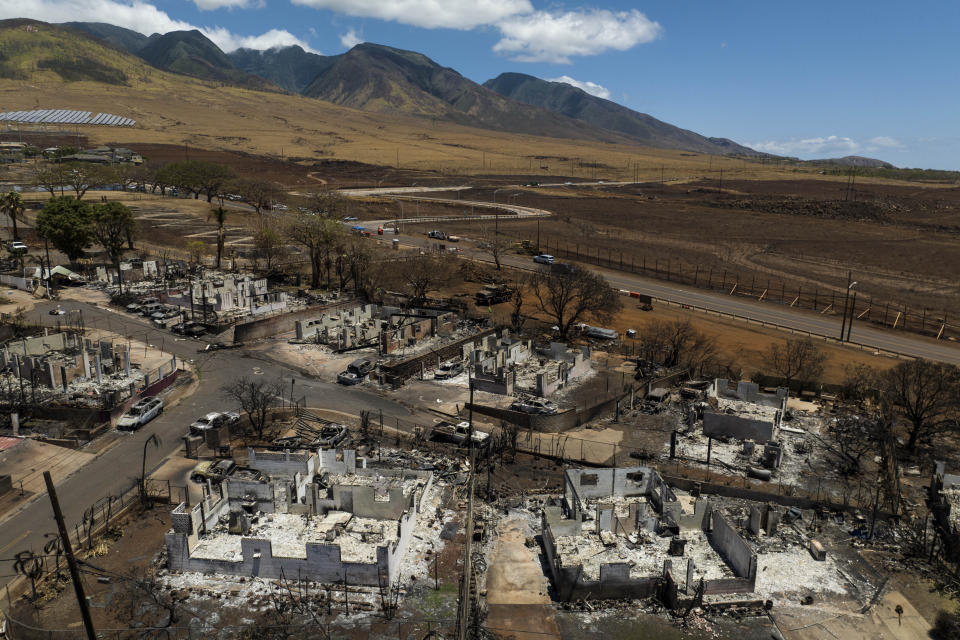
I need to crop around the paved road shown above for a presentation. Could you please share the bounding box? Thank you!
[363,195,960,366]
[0,300,423,590]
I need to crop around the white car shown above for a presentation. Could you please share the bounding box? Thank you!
[189,411,240,435]
[533,254,555,265]
[7,241,27,252]
[117,397,163,431]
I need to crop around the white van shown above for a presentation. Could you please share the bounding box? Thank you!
[117,396,163,431]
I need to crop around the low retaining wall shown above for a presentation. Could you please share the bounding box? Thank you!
[233,300,357,343]
[466,383,634,433]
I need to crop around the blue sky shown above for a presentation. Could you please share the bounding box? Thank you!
[6,1,958,169]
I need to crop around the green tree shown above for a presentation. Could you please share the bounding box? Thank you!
[208,207,229,269]
[0,191,24,240]
[254,227,283,270]
[36,197,93,263]
[286,214,343,288]
[91,202,136,295]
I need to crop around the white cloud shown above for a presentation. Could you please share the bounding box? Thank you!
[190,0,255,10]
[206,27,314,51]
[548,75,610,99]
[493,9,661,63]
[867,136,902,148]
[291,0,532,30]
[340,28,363,49]
[750,135,861,158]
[0,0,317,52]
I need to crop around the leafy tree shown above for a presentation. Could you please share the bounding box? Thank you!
[208,207,229,269]
[529,263,621,340]
[254,227,283,270]
[286,214,342,288]
[62,163,112,200]
[303,190,345,217]
[33,164,68,197]
[193,161,234,202]
[767,337,826,390]
[881,359,959,452]
[36,197,93,263]
[0,191,24,240]
[185,240,207,267]
[91,202,136,294]
[234,178,281,217]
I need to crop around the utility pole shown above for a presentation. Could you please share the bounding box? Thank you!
[44,471,97,640]
[839,271,852,341]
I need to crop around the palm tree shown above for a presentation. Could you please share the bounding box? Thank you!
[208,206,228,269]
[2,191,23,240]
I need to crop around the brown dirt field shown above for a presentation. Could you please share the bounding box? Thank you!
[422,181,960,338]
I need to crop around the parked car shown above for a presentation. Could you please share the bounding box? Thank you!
[337,371,363,385]
[117,397,163,431]
[140,303,163,317]
[189,411,240,435]
[427,230,447,239]
[49,306,66,315]
[434,360,464,380]
[125,302,142,314]
[190,459,236,483]
[342,216,359,222]
[511,398,559,415]
[347,358,373,377]
[6,240,27,253]
[533,254,555,265]
[431,421,490,447]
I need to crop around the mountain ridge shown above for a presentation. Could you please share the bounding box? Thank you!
[483,72,764,157]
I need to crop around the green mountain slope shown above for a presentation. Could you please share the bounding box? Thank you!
[229,45,334,93]
[484,72,763,156]
[137,30,277,91]
[302,44,624,142]
[0,18,160,85]
[62,22,149,54]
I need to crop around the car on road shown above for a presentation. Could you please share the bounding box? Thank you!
[189,411,240,435]
[337,371,363,385]
[49,306,66,315]
[6,240,27,253]
[342,216,359,222]
[511,398,559,415]
[173,321,207,337]
[190,459,236,483]
[434,360,464,380]
[533,254,555,265]
[117,396,163,431]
